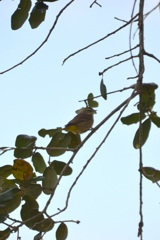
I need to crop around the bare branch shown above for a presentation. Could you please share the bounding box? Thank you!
[90,0,102,8]
[99,55,138,76]
[79,84,136,102]
[114,17,128,23]
[0,146,75,156]
[62,14,139,65]
[0,0,76,75]
[105,44,139,60]
[144,51,160,64]
[129,0,139,74]
[137,0,145,239]
[144,2,160,19]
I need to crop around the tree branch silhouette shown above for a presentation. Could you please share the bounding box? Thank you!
[0,0,76,75]
[137,0,145,238]
[62,14,139,65]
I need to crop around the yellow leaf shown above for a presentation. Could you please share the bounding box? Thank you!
[12,159,34,180]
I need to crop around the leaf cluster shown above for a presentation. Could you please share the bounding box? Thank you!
[121,83,160,185]
[121,83,159,149]
[11,0,58,30]
[0,131,72,239]
[0,92,102,239]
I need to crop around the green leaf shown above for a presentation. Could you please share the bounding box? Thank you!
[51,161,72,176]
[66,132,81,148]
[0,188,21,214]
[29,2,48,29]
[21,183,42,199]
[137,83,158,112]
[34,232,42,240]
[0,187,20,203]
[87,93,99,108]
[21,198,54,232]
[56,222,68,240]
[142,82,158,90]
[35,218,54,232]
[0,180,18,192]
[47,132,71,157]
[0,228,11,240]
[11,0,31,30]
[140,167,160,183]
[131,82,158,91]
[21,197,43,229]
[133,118,151,149]
[42,165,57,195]
[0,165,13,178]
[38,128,62,138]
[150,112,160,128]
[14,134,36,159]
[32,152,47,173]
[100,79,107,100]
[14,148,33,159]
[121,113,146,125]
[15,134,37,148]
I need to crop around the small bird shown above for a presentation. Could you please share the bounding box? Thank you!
[64,107,96,134]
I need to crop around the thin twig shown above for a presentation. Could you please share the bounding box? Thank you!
[114,17,128,23]
[129,0,138,74]
[90,0,102,8]
[79,85,135,102]
[144,51,160,64]
[0,0,76,75]
[99,55,138,76]
[0,146,75,156]
[144,2,160,19]
[105,44,139,60]
[62,14,139,65]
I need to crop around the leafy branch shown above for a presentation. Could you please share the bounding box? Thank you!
[0,0,76,75]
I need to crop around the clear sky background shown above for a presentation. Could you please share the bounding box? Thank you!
[1,0,160,239]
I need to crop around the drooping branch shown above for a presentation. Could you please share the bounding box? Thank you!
[0,0,76,75]
[144,51,160,64]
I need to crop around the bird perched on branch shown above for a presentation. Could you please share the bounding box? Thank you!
[64,107,96,134]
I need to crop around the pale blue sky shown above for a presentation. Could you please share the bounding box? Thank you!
[1,0,160,239]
